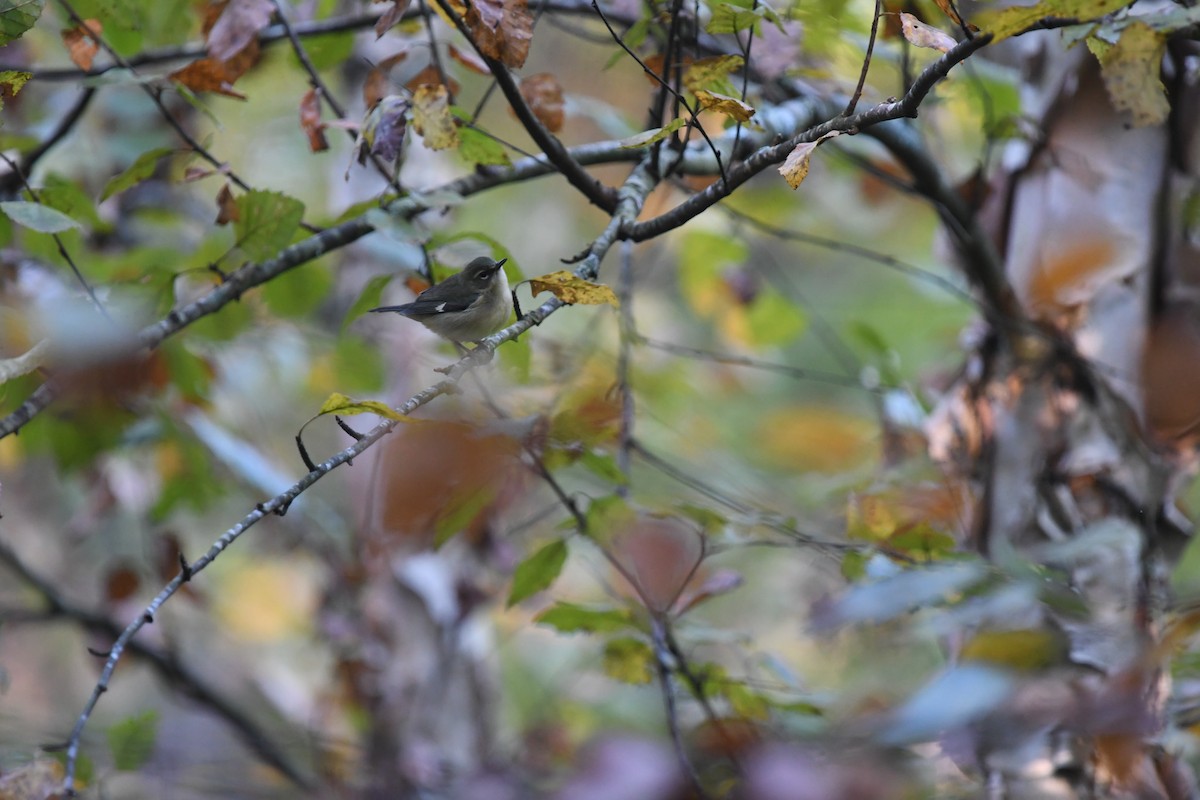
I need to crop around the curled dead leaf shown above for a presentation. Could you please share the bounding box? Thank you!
[410,83,458,150]
[528,270,619,307]
[777,130,842,189]
[299,88,329,152]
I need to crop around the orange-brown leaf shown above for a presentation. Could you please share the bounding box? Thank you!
[363,50,408,109]
[215,183,239,224]
[518,73,564,132]
[465,0,532,69]
[449,44,491,74]
[405,63,460,96]
[611,517,704,614]
[61,19,102,71]
[299,88,329,152]
[375,0,412,38]
[169,39,260,98]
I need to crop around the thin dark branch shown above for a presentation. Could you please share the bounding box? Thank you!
[270,0,403,194]
[636,335,885,390]
[420,0,456,106]
[0,152,110,321]
[57,157,661,793]
[616,240,635,496]
[719,204,975,305]
[0,88,96,194]
[0,539,313,789]
[843,0,882,116]
[591,0,728,185]
[651,618,713,799]
[433,0,619,211]
[55,0,322,235]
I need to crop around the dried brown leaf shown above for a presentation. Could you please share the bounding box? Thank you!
[169,39,260,98]
[449,44,491,75]
[518,72,564,132]
[405,63,460,97]
[299,88,329,152]
[363,50,408,109]
[465,0,532,69]
[207,0,274,61]
[215,183,239,224]
[61,19,101,71]
[375,0,412,38]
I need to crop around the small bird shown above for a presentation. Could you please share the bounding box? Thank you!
[370,257,512,343]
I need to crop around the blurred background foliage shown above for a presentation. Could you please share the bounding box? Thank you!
[0,0,1192,797]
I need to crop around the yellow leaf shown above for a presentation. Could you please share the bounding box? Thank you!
[961,629,1068,671]
[528,270,620,307]
[899,13,958,53]
[980,0,1132,42]
[318,392,409,421]
[777,131,842,190]
[682,54,744,92]
[694,90,756,122]
[411,83,459,150]
[215,562,317,640]
[756,406,878,471]
[1095,23,1169,127]
[619,118,686,149]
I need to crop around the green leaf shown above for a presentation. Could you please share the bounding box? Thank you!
[262,261,333,318]
[619,118,686,149]
[333,334,385,393]
[317,391,407,421]
[980,0,1132,41]
[188,297,253,341]
[107,710,159,771]
[744,289,807,347]
[233,190,305,262]
[0,0,44,47]
[579,449,627,485]
[434,486,495,547]
[507,538,569,607]
[100,147,176,201]
[0,69,31,111]
[536,601,636,633]
[0,200,81,233]
[707,2,763,35]
[342,274,394,333]
[39,173,107,231]
[603,637,655,683]
[458,127,512,166]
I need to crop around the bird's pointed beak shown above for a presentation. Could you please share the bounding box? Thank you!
[493,258,508,271]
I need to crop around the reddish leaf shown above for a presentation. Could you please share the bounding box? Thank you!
[363,50,408,109]
[449,44,490,75]
[611,517,704,614]
[299,88,329,152]
[215,183,239,224]
[465,0,532,69]
[61,19,101,71]
[207,0,274,62]
[673,568,743,615]
[518,73,564,132]
[404,64,460,97]
[169,39,260,98]
[375,0,412,38]
[105,564,141,603]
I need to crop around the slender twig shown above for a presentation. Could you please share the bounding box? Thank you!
[0,152,109,321]
[270,0,403,194]
[731,1,757,158]
[843,0,882,116]
[0,88,96,194]
[591,0,728,185]
[433,0,619,211]
[651,618,712,799]
[55,0,322,234]
[0,540,313,790]
[636,335,885,390]
[57,157,661,793]
[719,204,975,305]
[419,0,456,106]
[616,240,635,496]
